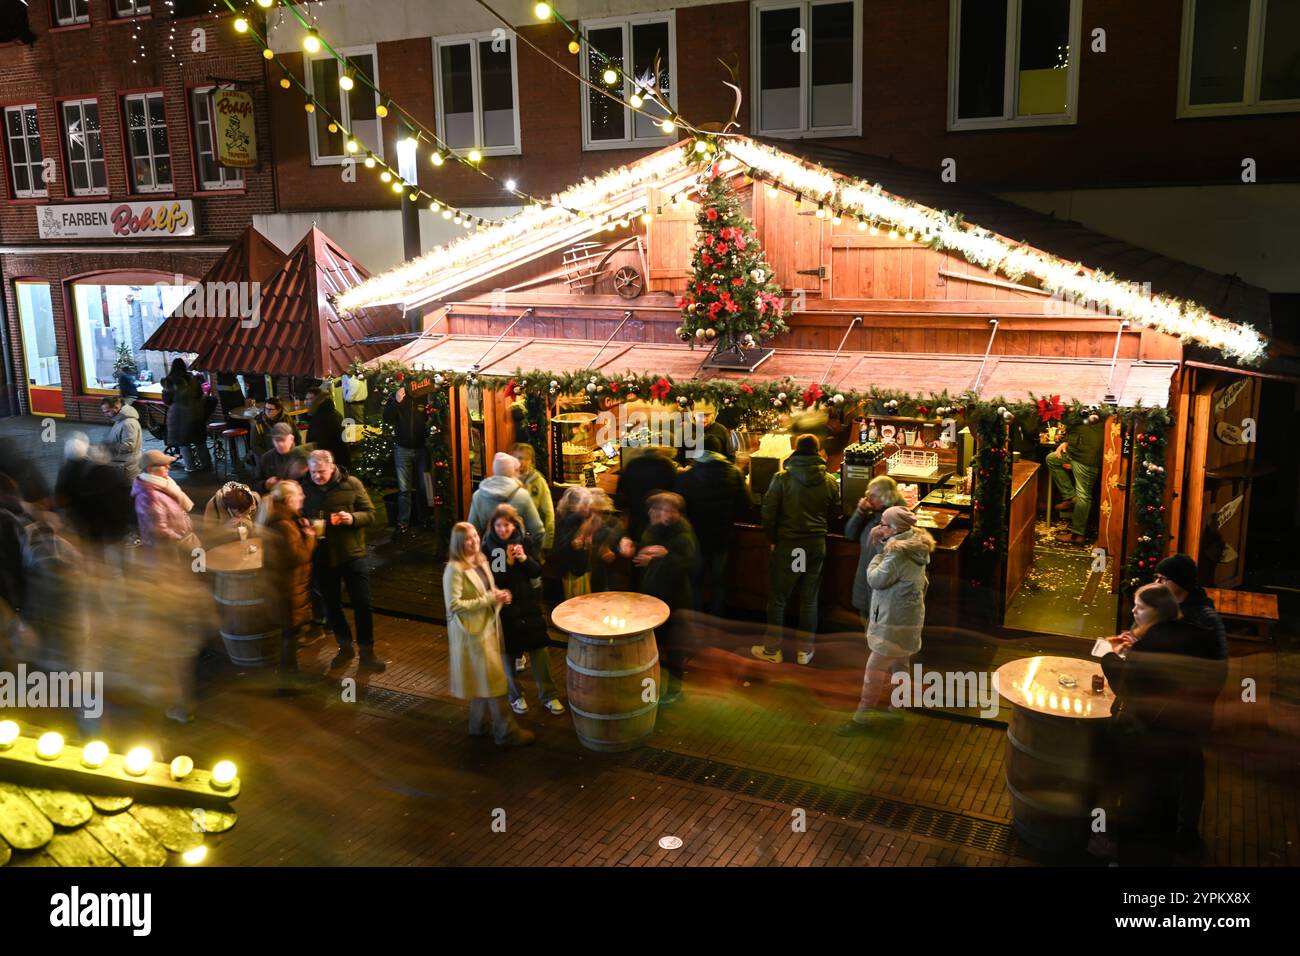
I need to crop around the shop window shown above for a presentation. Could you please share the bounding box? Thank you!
[4,105,46,199]
[949,0,1081,130]
[112,0,150,17]
[190,86,244,190]
[52,0,90,26]
[306,47,381,164]
[434,33,520,156]
[59,98,107,197]
[1181,0,1300,115]
[123,92,172,193]
[752,0,861,137]
[580,13,674,149]
[70,278,193,394]
[15,282,60,388]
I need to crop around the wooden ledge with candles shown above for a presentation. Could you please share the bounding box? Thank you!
[552,592,669,753]
[994,655,1113,857]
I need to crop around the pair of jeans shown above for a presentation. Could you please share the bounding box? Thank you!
[853,650,911,718]
[316,557,374,648]
[393,444,426,526]
[764,537,826,653]
[1047,452,1100,536]
[505,646,559,704]
[468,696,521,743]
[694,549,731,617]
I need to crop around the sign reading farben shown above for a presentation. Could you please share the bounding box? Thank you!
[37,200,196,240]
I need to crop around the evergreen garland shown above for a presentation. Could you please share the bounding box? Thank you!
[1122,410,1173,595]
[968,406,1013,616]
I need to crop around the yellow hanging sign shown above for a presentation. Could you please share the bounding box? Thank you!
[213,89,257,169]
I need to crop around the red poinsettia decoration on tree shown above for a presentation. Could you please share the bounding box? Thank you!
[1036,395,1065,423]
[649,377,672,401]
[802,383,824,408]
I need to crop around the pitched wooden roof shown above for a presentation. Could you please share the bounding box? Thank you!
[195,226,407,377]
[142,225,288,355]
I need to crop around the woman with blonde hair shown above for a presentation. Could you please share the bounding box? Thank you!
[844,475,905,626]
[259,479,316,687]
[554,486,595,598]
[443,521,534,746]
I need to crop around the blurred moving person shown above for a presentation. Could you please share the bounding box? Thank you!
[482,504,564,717]
[836,507,934,736]
[305,385,349,468]
[383,380,430,535]
[55,433,133,549]
[676,435,749,617]
[443,521,534,747]
[260,480,317,690]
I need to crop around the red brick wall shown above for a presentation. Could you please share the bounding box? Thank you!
[265,0,1298,216]
[0,2,277,420]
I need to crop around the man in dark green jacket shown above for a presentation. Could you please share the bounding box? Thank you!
[301,449,386,671]
[752,435,840,665]
[1047,414,1106,544]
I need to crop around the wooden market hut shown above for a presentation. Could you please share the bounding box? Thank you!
[350,137,1286,637]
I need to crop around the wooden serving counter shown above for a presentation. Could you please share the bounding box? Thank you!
[1003,461,1041,614]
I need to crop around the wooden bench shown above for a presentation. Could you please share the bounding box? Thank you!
[1204,587,1280,642]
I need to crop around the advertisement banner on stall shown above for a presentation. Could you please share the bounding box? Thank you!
[214,88,257,168]
[36,200,196,239]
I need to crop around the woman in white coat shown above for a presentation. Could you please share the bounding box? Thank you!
[443,521,535,747]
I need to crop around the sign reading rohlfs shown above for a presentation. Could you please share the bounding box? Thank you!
[214,88,257,168]
[37,200,196,240]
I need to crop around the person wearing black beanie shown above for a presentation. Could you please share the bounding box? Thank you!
[1152,552,1229,851]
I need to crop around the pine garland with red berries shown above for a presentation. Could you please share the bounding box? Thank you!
[1124,411,1172,595]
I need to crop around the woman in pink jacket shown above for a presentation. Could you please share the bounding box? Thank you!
[132,450,200,559]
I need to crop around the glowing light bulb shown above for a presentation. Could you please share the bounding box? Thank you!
[660,118,675,133]
[211,761,238,790]
[431,152,445,166]
[345,138,359,154]
[888,227,899,240]
[339,73,355,92]
[279,77,291,89]
[409,191,419,201]
[303,28,321,54]
[36,732,64,760]
[376,102,389,118]
[304,102,315,114]
[640,212,652,225]
[262,48,274,60]
[629,92,643,108]
[82,741,109,769]
[467,149,482,163]
[233,17,248,34]
[505,178,517,191]
[327,121,338,133]
[767,184,779,198]
[391,180,405,193]
[441,209,452,219]
[857,218,867,231]
[124,746,152,776]
[534,2,552,20]
[568,38,581,55]
[0,720,20,749]
[182,845,208,865]
[453,215,463,225]
[603,67,619,85]
[429,200,440,212]
[693,139,708,154]
[257,0,274,8]
[170,755,194,780]
[832,214,842,226]
[364,155,376,168]
[380,170,392,182]
[869,223,879,235]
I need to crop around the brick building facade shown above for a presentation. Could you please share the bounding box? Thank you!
[0,1,275,422]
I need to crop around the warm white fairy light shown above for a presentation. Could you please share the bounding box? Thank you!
[722,139,1266,362]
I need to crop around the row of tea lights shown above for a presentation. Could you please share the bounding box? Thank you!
[601,615,628,629]
[0,720,237,791]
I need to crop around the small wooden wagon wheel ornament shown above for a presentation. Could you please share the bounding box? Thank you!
[613,266,644,298]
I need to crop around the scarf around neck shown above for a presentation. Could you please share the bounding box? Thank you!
[138,472,194,513]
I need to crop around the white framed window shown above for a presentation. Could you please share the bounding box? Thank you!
[59,99,107,197]
[948,0,1082,130]
[52,0,90,26]
[123,92,172,193]
[580,12,675,150]
[4,105,46,199]
[306,46,381,165]
[1179,0,1300,116]
[113,0,150,17]
[190,86,244,191]
[751,0,862,138]
[433,32,521,157]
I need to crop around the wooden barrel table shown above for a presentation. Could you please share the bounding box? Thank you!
[994,655,1115,857]
[204,539,277,667]
[552,592,669,753]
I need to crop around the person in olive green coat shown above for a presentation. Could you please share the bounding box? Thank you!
[1047,413,1106,544]
[752,435,840,666]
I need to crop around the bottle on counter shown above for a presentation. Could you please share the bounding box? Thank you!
[867,418,878,442]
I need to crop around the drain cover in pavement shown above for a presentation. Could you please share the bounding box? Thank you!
[658,836,683,850]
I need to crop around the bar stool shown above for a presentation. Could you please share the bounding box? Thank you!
[220,426,249,478]
[206,422,228,471]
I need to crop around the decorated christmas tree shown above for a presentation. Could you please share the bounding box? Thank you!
[676,159,788,353]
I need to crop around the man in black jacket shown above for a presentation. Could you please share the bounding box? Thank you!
[382,383,430,533]
[616,445,679,545]
[676,436,750,616]
[301,450,386,672]
[305,386,349,468]
[1153,553,1230,848]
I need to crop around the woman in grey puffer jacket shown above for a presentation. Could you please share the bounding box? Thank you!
[837,506,935,735]
[842,475,906,624]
